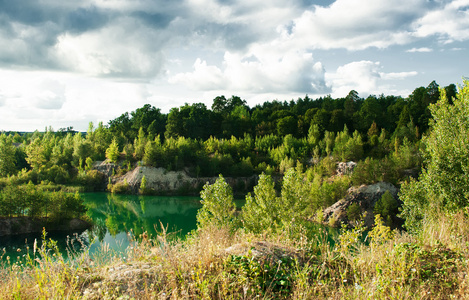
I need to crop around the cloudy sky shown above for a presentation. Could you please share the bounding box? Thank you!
[0,0,468,132]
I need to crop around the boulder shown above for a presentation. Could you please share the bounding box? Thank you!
[322,182,399,228]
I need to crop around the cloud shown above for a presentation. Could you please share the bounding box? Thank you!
[0,0,467,80]
[170,48,330,94]
[326,60,418,97]
[406,47,433,52]
[284,0,429,50]
[55,25,167,78]
[413,0,469,43]
[169,58,226,90]
[34,79,66,110]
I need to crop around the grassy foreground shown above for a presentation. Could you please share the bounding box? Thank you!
[1,213,469,299]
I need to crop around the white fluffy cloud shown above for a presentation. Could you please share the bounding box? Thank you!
[413,0,469,43]
[284,0,427,50]
[170,48,329,94]
[406,47,433,53]
[326,61,418,97]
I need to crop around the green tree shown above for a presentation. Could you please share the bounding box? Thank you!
[242,173,280,233]
[0,134,17,176]
[25,137,47,170]
[106,138,120,163]
[277,116,297,136]
[400,81,469,232]
[139,175,148,194]
[279,167,310,225]
[197,175,237,229]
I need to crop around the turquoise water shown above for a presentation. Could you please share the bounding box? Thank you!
[1,193,204,261]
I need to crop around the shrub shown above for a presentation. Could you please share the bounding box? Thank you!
[374,190,398,226]
[110,179,130,194]
[346,203,361,222]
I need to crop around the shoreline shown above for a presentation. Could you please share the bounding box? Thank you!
[0,217,92,237]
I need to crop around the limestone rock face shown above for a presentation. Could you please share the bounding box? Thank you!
[322,182,399,228]
[110,165,257,195]
[93,161,117,178]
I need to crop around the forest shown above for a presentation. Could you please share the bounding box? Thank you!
[1,80,469,298]
[0,80,454,220]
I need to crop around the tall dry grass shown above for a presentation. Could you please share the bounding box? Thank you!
[1,215,469,299]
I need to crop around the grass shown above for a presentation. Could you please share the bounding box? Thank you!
[1,214,469,299]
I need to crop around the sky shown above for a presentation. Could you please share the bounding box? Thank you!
[0,0,468,132]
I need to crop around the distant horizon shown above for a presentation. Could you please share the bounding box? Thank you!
[0,0,467,132]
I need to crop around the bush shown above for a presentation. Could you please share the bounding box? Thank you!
[110,179,130,194]
[374,190,398,226]
[346,203,361,222]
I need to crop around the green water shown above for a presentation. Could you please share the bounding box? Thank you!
[1,193,204,261]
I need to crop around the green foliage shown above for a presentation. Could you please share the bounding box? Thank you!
[368,214,394,247]
[242,173,280,233]
[225,254,296,297]
[0,134,17,176]
[374,190,398,226]
[197,175,237,229]
[105,138,120,163]
[333,126,364,161]
[400,80,469,231]
[346,203,361,222]
[373,241,461,294]
[391,137,422,171]
[279,167,311,227]
[75,170,105,192]
[351,157,398,185]
[0,184,86,220]
[110,179,130,194]
[139,175,150,195]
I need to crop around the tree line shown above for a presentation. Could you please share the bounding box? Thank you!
[0,80,456,220]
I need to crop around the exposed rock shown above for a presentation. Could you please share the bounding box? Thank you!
[224,241,300,263]
[322,182,399,228]
[82,262,161,300]
[336,161,357,176]
[111,165,257,195]
[93,161,117,178]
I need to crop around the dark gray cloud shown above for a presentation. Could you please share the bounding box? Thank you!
[133,11,175,29]
[0,0,53,25]
[65,7,112,34]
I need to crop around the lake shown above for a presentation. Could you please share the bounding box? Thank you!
[1,193,207,262]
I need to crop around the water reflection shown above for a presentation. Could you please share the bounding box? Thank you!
[1,193,203,261]
[83,193,203,243]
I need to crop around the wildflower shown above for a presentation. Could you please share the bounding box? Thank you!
[17,248,21,252]
[355,282,363,290]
